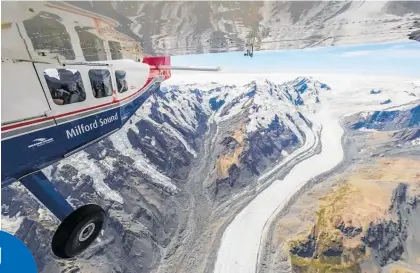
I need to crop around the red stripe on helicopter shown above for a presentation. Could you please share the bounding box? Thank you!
[1,57,170,133]
[1,81,150,132]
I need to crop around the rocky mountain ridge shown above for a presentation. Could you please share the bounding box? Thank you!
[352,104,420,131]
[62,1,420,55]
[282,102,420,273]
[5,76,414,273]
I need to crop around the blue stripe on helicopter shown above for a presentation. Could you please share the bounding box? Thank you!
[1,81,160,186]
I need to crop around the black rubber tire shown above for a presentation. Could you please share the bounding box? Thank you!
[52,204,106,259]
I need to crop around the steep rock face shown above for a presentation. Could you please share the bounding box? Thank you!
[1,83,210,273]
[242,115,299,176]
[381,99,392,105]
[280,77,330,106]
[362,182,420,269]
[211,78,327,197]
[287,99,420,273]
[370,89,382,94]
[392,128,420,142]
[288,178,420,273]
[351,105,420,130]
[349,102,420,148]
[362,184,409,267]
[61,1,420,56]
[1,76,331,272]
[214,115,301,197]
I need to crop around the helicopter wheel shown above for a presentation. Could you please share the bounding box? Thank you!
[51,204,106,259]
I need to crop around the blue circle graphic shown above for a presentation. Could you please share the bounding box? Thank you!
[0,230,38,273]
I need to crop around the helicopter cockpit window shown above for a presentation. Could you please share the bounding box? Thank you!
[44,69,86,105]
[115,70,128,93]
[88,69,113,98]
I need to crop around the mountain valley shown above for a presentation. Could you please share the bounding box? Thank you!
[2,73,419,273]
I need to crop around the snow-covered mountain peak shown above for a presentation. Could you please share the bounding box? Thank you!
[156,76,332,140]
[246,77,330,104]
[194,78,322,135]
[293,76,330,91]
[279,77,331,105]
[244,80,257,87]
[161,77,330,136]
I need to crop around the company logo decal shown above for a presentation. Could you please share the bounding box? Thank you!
[28,137,54,148]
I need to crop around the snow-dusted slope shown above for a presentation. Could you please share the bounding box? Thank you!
[2,73,419,273]
[352,104,420,130]
[62,1,419,55]
[214,104,343,273]
[1,82,211,273]
[215,77,330,131]
[160,77,330,199]
[212,74,420,273]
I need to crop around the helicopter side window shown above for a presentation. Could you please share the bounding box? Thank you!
[88,69,113,99]
[44,69,86,105]
[115,70,128,93]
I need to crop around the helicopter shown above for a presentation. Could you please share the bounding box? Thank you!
[1,0,418,260]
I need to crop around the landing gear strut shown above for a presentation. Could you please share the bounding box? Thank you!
[20,172,106,259]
